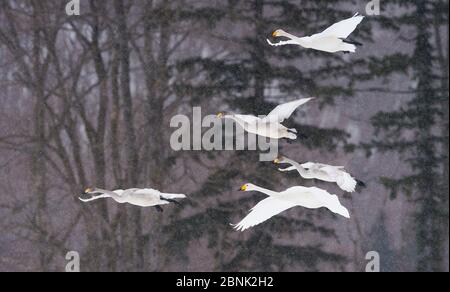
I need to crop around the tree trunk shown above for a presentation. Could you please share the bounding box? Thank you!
[114,0,142,270]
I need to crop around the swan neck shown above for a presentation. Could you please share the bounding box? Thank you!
[226,115,248,128]
[95,188,121,199]
[282,32,299,40]
[284,158,309,177]
[252,185,278,197]
[281,32,308,44]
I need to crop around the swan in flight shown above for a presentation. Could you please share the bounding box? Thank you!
[217,98,313,140]
[274,156,366,193]
[232,183,350,231]
[79,187,187,212]
[267,13,364,53]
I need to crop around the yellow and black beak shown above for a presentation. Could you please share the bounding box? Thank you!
[273,158,280,164]
[84,187,93,194]
[239,185,247,192]
[272,31,278,37]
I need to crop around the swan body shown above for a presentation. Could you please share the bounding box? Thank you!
[217,98,313,140]
[274,156,364,192]
[79,187,186,209]
[232,183,350,231]
[268,13,364,53]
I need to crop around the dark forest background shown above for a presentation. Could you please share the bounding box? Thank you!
[0,0,448,272]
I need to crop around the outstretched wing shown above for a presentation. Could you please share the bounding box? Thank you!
[131,188,160,199]
[317,13,364,39]
[136,188,159,194]
[263,98,313,124]
[133,188,186,200]
[300,162,316,169]
[232,197,296,232]
[160,192,187,200]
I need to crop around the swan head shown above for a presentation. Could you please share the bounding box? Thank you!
[273,156,287,164]
[216,112,229,119]
[238,183,257,192]
[84,187,97,194]
[272,29,287,38]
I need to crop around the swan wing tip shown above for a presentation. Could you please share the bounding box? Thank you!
[340,206,351,219]
[231,223,248,232]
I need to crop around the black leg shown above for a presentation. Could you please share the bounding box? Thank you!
[155,205,164,212]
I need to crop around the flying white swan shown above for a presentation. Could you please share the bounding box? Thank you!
[274,156,365,193]
[217,98,313,140]
[267,13,365,53]
[232,183,350,231]
[79,187,187,211]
